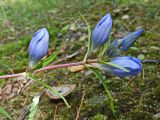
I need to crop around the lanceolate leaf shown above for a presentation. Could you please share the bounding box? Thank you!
[25,73,70,108]
[42,43,63,67]
[78,12,91,62]
[35,43,63,69]
[100,61,129,72]
[87,67,117,119]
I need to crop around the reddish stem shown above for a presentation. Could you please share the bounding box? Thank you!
[0,59,98,79]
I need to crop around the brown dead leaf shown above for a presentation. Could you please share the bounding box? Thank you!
[0,76,28,102]
[3,84,12,95]
[45,84,76,99]
[68,65,85,72]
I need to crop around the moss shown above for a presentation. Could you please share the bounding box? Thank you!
[153,85,160,100]
[126,111,154,120]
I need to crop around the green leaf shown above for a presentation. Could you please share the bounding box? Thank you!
[0,107,11,119]
[28,96,40,120]
[87,67,117,119]
[100,61,129,72]
[78,12,91,62]
[24,73,70,108]
[35,43,63,69]
[98,37,111,59]
[61,25,69,34]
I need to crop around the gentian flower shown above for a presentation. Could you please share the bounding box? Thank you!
[29,28,49,68]
[119,29,144,52]
[92,13,112,49]
[99,56,142,77]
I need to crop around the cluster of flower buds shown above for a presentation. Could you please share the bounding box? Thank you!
[91,13,143,77]
[106,29,144,57]
[29,28,49,68]
[28,13,143,77]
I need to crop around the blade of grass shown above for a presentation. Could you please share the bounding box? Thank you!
[24,73,70,108]
[28,96,40,120]
[87,67,118,119]
[78,12,91,62]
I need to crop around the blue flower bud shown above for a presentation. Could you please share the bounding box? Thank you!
[106,39,118,57]
[120,29,144,52]
[92,13,112,49]
[99,56,142,77]
[29,28,49,68]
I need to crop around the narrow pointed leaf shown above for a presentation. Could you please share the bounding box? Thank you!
[78,12,91,61]
[35,43,63,69]
[25,74,70,108]
[100,61,129,72]
[87,67,117,119]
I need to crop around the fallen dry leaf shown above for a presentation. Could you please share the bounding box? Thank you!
[68,65,85,72]
[45,84,76,99]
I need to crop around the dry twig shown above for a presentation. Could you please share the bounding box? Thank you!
[76,91,85,120]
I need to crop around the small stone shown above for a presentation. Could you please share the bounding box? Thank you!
[113,8,121,13]
[124,7,130,12]
[153,113,160,119]
[138,54,145,60]
[121,15,129,20]
[136,26,143,30]
[79,35,87,41]
[69,23,77,31]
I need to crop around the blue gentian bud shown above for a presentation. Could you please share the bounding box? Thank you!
[92,13,112,49]
[29,28,49,68]
[99,56,142,77]
[119,29,144,52]
[106,39,118,57]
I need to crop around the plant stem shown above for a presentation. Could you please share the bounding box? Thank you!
[35,59,98,72]
[0,59,99,79]
[0,73,25,79]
